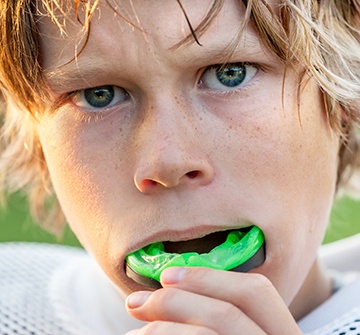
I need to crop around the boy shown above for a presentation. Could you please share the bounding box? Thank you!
[0,0,360,334]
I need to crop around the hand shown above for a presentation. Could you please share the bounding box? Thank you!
[125,267,303,335]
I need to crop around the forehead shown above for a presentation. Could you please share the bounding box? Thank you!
[37,0,242,38]
[37,0,258,67]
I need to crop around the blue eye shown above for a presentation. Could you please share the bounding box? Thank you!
[71,85,129,109]
[200,63,257,91]
[84,86,114,108]
[217,65,246,87]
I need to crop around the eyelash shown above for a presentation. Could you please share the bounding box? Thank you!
[198,62,261,95]
[62,86,130,123]
[62,61,262,122]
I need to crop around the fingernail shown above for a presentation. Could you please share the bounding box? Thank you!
[126,291,151,309]
[161,267,187,285]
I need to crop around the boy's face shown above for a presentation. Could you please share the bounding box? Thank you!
[37,0,339,304]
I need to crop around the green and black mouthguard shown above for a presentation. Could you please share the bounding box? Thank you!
[126,225,265,289]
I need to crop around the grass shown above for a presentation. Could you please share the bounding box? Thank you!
[1,192,360,246]
[0,193,81,247]
[324,194,360,243]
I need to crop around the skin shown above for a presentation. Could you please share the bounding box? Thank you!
[36,0,340,333]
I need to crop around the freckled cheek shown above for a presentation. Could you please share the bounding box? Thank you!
[242,131,337,303]
[224,100,338,229]
[38,120,132,244]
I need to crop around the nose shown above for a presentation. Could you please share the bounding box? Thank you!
[134,153,215,193]
[133,103,214,194]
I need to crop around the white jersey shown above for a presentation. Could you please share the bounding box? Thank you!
[0,243,143,335]
[298,273,360,334]
[0,242,360,335]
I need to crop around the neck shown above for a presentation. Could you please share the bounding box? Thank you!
[289,258,333,321]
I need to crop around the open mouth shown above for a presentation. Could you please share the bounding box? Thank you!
[126,225,265,289]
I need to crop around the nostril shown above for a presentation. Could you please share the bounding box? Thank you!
[186,170,199,179]
[140,179,158,188]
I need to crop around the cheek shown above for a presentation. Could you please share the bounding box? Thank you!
[253,96,339,303]
[37,114,134,254]
[217,88,338,211]
[212,82,339,303]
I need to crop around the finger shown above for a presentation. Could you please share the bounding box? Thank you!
[126,288,266,335]
[160,267,302,335]
[124,321,218,335]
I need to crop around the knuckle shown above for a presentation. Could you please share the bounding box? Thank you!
[248,273,273,292]
[220,301,244,324]
[222,303,244,323]
[193,327,218,335]
[151,287,179,310]
[222,301,240,316]
[142,322,218,335]
[140,321,164,334]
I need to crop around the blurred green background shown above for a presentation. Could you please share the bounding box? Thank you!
[0,193,81,247]
[1,192,360,246]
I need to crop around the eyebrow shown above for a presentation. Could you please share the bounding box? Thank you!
[45,56,112,92]
[45,32,263,92]
[186,34,263,64]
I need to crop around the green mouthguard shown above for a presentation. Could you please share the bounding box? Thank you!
[126,225,265,286]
